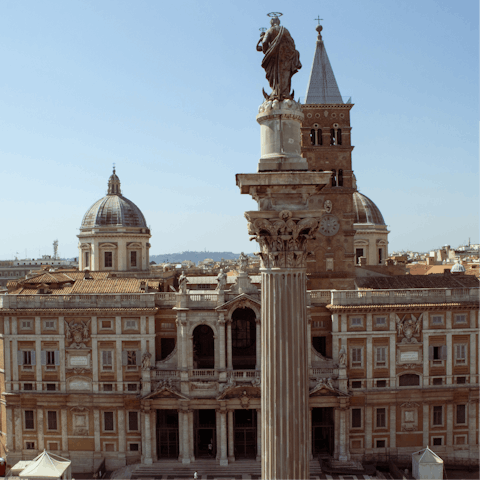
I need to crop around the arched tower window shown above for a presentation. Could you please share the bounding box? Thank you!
[310,128,323,146]
[331,169,337,187]
[337,129,342,145]
[338,169,343,187]
[330,129,336,146]
[310,129,316,146]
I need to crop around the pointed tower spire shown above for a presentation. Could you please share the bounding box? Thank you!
[305,23,343,104]
[107,166,121,195]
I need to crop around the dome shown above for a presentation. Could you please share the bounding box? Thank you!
[81,169,147,229]
[451,260,465,273]
[353,192,385,225]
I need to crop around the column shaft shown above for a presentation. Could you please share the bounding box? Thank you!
[256,409,261,461]
[256,321,261,370]
[261,269,309,480]
[220,411,228,465]
[227,410,234,461]
[226,323,233,369]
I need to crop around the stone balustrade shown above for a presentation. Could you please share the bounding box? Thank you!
[2,287,476,310]
[328,287,479,306]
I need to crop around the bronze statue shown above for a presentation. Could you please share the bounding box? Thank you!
[256,13,302,101]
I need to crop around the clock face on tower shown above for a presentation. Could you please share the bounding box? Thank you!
[319,214,340,236]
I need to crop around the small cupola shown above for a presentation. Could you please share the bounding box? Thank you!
[107,167,122,195]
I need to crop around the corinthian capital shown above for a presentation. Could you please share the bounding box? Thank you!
[245,210,320,269]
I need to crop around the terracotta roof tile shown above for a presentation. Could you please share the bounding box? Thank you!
[356,275,479,290]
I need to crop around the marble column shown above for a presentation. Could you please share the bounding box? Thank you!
[256,409,261,461]
[220,410,228,466]
[237,96,331,478]
[307,317,312,370]
[227,409,234,462]
[260,268,310,479]
[218,315,226,370]
[188,410,195,462]
[177,409,184,461]
[6,409,13,452]
[181,410,190,464]
[143,409,153,464]
[118,410,126,454]
[338,407,350,461]
[255,320,261,370]
[226,321,233,370]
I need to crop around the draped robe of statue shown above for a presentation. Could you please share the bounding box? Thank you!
[261,25,302,100]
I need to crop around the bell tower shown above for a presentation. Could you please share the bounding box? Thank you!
[301,23,356,290]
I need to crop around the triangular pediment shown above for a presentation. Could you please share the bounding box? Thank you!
[143,385,189,400]
[310,382,349,397]
[216,293,261,311]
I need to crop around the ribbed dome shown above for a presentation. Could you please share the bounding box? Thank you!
[353,192,385,225]
[81,169,147,229]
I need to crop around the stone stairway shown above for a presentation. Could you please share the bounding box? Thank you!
[130,458,324,479]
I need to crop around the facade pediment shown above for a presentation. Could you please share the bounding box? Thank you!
[143,381,189,400]
[310,381,349,397]
[216,293,261,317]
[217,384,261,401]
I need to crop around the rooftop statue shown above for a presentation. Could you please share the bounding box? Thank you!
[256,13,302,101]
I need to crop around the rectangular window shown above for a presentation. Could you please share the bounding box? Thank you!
[127,351,137,366]
[44,320,56,330]
[128,411,139,431]
[351,408,362,428]
[84,252,90,269]
[376,439,386,448]
[433,406,443,426]
[46,383,56,391]
[351,317,362,327]
[20,320,32,330]
[376,380,387,388]
[23,350,33,365]
[26,441,35,450]
[130,251,137,267]
[104,412,114,431]
[23,383,33,391]
[25,410,35,430]
[351,347,363,367]
[376,408,386,428]
[46,351,55,365]
[101,320,113,329]
[456,376,466,384]
[432,437,443,446]
[456,405,466,425]
[103,383,113,392]
[127,383,138,391]
[455,344,467,365]
[129,443,139,452]
[355,248,364,265]
[375,316,387,327]
[430,345,447,361]
[431,315,444,325]
[351,381,362,389]
[104,252,113,268]
[454,314,467,325]
[432,378,443,386]
[47,411,57,430]
[125,319,138,330]
[102,351,113,370]
[375,347,387,367]
[378,248,383,264]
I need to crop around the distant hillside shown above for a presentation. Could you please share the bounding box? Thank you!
[149,251,256,265]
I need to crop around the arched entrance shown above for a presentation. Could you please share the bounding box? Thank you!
[193,325,214,368]
[231,308,256,369]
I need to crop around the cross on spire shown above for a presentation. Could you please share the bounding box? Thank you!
[315,15,323,25]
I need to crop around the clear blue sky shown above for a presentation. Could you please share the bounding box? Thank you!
[1,0,478,259]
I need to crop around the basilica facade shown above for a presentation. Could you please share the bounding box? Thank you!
[0,23,478,475]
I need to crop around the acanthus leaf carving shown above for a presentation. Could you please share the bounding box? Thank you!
[245,210,320,269]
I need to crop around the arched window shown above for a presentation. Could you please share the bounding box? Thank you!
[337,129,342,145]
[338,169,343,187]
[331,169,337,187]
[317,129,323,145]
[310,129,316,146]
[193,325,214,368]
[330,129,336,146]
